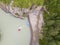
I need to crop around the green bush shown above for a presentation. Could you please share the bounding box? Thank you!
[0,0,44,8]
[39,0,60,45]
[0,0,11,4]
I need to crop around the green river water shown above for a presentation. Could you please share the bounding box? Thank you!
[0,8,31,45]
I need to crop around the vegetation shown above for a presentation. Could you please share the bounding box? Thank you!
[0,0,60,45]
[39,0,60,45]
[0,0,44,8]
[0,0,11,4]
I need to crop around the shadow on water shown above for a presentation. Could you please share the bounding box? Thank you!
[0,29,3,42]
[0,29,1,41]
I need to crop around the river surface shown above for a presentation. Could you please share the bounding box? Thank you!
[0,8,31,45]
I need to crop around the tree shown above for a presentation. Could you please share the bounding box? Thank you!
[39,0,60,45]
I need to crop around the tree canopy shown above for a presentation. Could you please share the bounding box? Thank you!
[39,0,60,45]
[0,0,44,8]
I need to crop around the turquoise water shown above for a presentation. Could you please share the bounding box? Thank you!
[0,8,31,45]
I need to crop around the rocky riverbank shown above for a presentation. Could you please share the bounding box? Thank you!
[0,2,8,12]
[0,2,28,19]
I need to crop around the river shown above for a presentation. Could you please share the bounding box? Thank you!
[0,8,31,45]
